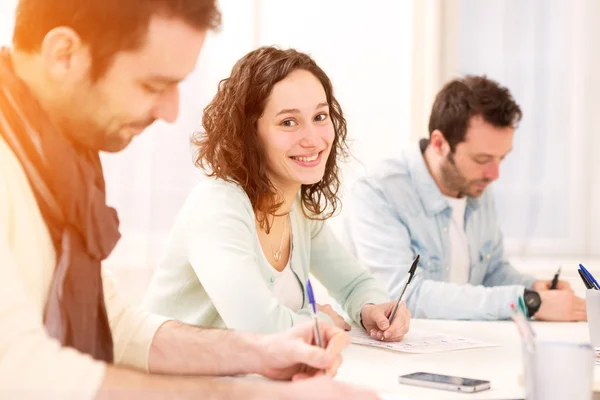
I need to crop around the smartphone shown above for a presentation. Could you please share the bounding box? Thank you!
[398,372,491,393]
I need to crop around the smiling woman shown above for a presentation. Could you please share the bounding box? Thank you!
[258,76,332,195]
[141,46,412,343]
[195,47,347,233]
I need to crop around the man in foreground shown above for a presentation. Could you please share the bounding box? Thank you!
[0,0,378,398]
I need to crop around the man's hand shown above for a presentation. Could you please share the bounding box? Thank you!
[256,321,351,381]
[532,279,573,292]
[535,290,587,321]
[317,304,351,331]
[360,302,410,342]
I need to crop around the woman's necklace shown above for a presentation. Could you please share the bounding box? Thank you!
[268,215,288,263]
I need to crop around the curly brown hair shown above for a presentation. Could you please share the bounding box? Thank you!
[192,46,348,232]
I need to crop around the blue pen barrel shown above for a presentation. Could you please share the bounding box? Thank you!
[580,264,600,290]
[312,316,324,348]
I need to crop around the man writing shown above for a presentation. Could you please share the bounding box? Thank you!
[0,0,378,398]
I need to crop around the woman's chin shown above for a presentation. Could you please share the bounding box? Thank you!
[298,175,325,186]
[280,169,326,188]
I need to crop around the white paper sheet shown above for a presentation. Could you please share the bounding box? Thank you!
[349,326,497,354]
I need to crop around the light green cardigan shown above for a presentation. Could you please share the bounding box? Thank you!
[142,178,389,333]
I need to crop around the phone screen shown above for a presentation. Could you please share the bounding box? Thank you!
[401,372,488,387]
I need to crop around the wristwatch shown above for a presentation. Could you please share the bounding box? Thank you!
[523,289,542,317]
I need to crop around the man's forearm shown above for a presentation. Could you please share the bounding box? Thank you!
[483,260,533,287]
[148,320,264,376]
[407,278,523,320]
[97,365,280,400]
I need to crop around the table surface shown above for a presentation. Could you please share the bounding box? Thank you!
[333,263,600,399]
[336,318,593,399]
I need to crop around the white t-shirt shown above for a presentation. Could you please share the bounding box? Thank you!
[259,242,304,312]
[272,259,304,312]
[443,195,470,284]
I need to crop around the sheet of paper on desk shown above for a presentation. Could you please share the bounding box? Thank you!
[349,327,497,353]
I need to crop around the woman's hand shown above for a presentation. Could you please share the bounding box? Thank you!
[317,304,351,331]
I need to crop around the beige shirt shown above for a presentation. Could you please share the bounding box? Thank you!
[0,135,168,399]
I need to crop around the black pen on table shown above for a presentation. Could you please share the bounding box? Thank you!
[578,268,594,290]
[549,266,561,290]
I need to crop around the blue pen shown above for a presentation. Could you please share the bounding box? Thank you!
[306,279,324,348]
[579,264,600,290]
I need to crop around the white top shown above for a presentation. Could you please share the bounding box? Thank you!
[260,232,304,313]
[272,261,304,312]
[443,195,470,284]
[0,136,168,397]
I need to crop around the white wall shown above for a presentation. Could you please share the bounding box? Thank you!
[456,0,600,258]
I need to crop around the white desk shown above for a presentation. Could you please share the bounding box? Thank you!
[337,319,594,399]
[327,264,600,398]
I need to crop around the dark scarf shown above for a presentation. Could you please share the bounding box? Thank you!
[0,48,118,362]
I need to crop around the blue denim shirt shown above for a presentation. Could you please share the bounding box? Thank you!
[343,140,536,320]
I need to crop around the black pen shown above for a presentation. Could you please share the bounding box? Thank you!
[550,266,561,290]
[389,254,420,324]
[578,268,594,290]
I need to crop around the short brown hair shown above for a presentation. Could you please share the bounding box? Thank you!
[428,75,522,151]
[13,0,221,80]
[193,46,348,232]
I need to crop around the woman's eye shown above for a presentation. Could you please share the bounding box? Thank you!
[315,113,329,122]
[282,119,298,127]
